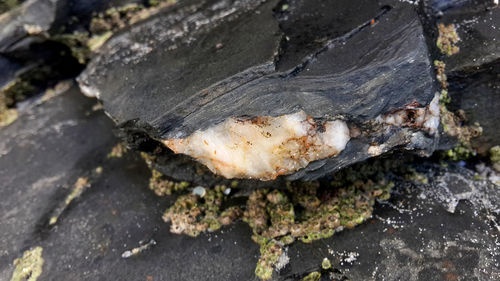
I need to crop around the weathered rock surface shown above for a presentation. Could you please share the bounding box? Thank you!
[421,1,500,154]
[78,0,440,182]
[1,89,499,280]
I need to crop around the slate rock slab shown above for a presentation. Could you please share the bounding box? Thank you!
[0,87,499,280]
[78,0,439,182]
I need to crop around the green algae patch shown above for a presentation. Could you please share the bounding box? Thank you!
[301,271,321,281]
[162,185,241,237]
[10,246,44,281]
[255,240,284,280]
[436,23,460,56]
[243,160,396,280]
[149,169,190,196]
[158,157,406,280]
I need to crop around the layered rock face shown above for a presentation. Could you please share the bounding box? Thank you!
[78,0,442,181]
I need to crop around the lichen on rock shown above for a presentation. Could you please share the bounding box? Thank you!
[436,23,460,56]
[162,184,241,237]
[10,246,44,281]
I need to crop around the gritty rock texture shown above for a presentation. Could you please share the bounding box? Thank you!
[78,0,439,181]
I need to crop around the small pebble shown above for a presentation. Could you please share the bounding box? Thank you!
[192,186,206,197]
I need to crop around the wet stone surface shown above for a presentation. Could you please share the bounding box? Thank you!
[0,87,499,281]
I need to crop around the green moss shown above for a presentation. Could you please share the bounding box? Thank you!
[10,246,44,281]
[301,271,321,281]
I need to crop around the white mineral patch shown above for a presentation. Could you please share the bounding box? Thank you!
[163,111,350,180]
[274,248,290,271]
[376,93,440,135]
[79,84,101,99]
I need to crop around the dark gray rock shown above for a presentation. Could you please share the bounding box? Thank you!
[431,0,499,72]
[448,61,500,154]
[78,0,439,182]
[0,55,23,89]
[0,0,142,55]
[0,84,118,280]
[0,88,498,280]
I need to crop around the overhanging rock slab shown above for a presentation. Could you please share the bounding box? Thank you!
[78,0,438,182]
